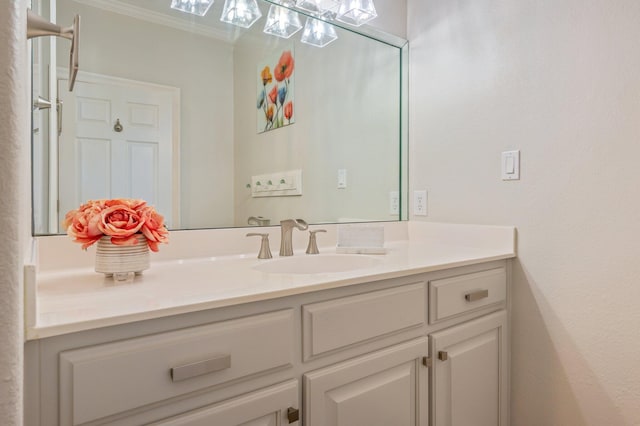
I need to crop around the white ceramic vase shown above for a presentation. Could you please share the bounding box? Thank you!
[95,234,150,279]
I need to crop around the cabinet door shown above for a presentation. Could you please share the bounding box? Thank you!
[430,311,508,426]
[152,380,299,426]
[304,337,429,426]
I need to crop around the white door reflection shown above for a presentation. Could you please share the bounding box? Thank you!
[57,74,179,232]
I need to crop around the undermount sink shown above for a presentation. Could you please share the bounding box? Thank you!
[253,254,382,275]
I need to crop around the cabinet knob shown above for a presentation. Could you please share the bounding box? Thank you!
[438,351,449,361]
[287,407,300,423]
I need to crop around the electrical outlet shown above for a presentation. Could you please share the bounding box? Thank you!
[413,190,428,216]
[389,191,399,215]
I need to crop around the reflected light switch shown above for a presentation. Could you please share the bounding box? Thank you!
[501,150,520,180]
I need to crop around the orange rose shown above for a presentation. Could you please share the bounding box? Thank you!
[274,50,294,82]
[138,205,169,252]
[64,200,105,249]
[98,204,144,246]
[64,198,169,251]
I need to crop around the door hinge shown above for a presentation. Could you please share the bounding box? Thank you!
[287,407,299,423]
[422,356,432,368]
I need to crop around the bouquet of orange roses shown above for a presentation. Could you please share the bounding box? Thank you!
[62,199,169,252]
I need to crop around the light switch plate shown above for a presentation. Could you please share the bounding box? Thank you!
[337,169,347,189]
[501,150,520,180]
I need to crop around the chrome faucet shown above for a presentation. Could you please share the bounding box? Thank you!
[246,233,272,259]
[248,216,270,226]
[279,219,308,256]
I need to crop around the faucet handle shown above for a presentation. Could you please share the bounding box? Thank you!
[306,229,327,255]
[246,233,273,259]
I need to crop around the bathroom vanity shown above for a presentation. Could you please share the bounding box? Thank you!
[24,222,515,426]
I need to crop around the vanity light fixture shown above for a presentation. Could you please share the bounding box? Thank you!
[296,0,341,19]
[336,0,377,27]
[220,0,262,28]
[263,4,303,39]
[170,0,215,16]
[300,17,338,47]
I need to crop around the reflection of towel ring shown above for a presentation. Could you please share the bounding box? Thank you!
[113,119,123,132]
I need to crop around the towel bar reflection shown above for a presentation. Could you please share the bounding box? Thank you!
[27,9,80,91]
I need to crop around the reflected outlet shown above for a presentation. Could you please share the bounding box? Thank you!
[389,191,399,215]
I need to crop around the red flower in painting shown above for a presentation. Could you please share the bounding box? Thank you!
[274,50,294,82]
[269,85,278,104]
[284,101,293,121]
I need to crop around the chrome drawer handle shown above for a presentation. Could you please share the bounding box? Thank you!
[170,354,231,382]
[465,289,489,302]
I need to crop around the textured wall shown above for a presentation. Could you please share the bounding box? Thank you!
[408,0,640,424]
[0,2,27,425]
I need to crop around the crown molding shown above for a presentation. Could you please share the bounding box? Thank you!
[72,0,234,42]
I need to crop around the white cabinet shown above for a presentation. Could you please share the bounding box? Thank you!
[430,311,508,426]
[25,260,510,426]
[304,338,429,426]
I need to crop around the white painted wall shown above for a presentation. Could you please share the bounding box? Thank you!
[368,0,407,39]
[57,1,235,229]
[408,0,640,424]
[0,2,28,425]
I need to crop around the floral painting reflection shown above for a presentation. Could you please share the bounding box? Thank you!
[257,47,295,133]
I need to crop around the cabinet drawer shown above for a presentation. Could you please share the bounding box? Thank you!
[429,268,506,323]
[152,380,299,426]
[303,283,426,360]
[59,310,295,425]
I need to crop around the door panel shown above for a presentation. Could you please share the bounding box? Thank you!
[431,311,507,426]
[304,337,429,426]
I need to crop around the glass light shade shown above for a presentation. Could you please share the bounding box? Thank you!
[263,5,303,39]
[296,0,340,18]
[300,18,338,48]
[170,0,214,16]
[220,0,262,28]
[336,0,377,26]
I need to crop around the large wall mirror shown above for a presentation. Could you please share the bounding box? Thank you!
[31,0,408,235]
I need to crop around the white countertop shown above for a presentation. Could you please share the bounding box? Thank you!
[26,222,516,340]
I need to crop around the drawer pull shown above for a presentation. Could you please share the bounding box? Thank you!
[438,351,449,361]
[465,289,489,302]
[170,354,231,382]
